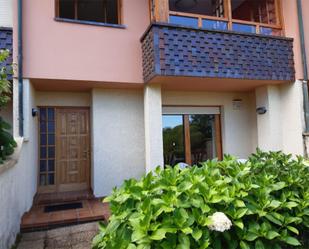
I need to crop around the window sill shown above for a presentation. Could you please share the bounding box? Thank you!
[54,17,127,29]
[0,138,23,175]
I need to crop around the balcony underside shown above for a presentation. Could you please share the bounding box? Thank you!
[141,23,295,89]
[148,75,292,92]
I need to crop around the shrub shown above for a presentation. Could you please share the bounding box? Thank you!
[93,150,309,249]
[0,49,16,163]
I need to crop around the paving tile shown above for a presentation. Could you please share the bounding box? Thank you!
[47,226,73,239]
[45,235,72,248]
[17,239,45,249]
[70,231,98,245]
[71,242,91,249]
[21,231,47,241]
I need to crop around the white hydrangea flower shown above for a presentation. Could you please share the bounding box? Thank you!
[207,212,232,232]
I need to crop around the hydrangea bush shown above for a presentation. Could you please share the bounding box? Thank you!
[93,150,309,249]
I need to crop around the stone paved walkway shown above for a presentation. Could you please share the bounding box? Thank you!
[17,222,99,249]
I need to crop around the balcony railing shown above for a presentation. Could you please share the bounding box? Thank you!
[141,23,294,83]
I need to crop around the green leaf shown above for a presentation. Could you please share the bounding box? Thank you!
[178,181,193,191]
[266,231,280,240]
[268,200,281,209]
[244,232,259,241]
[285,202,298,209]
[192,228,202,241]
[255,239,265,249]
[105,219,121,234]
[150,228,167,240]
[236,208,248,219]
[240,241,250,249]
[132,229,146,242]
[181,227,192,234]
[287,226,299,235]
[128,244,137,249]
[234,220,244,230]
[235,200,246,207]
[265,214,282,226]
[271,182,286,191]
[177,234,190,249]
[282,236,301,246]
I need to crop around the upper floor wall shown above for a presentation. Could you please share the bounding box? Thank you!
[13,0,150,84]
[13,0,305,85]
[0,0,12,28]
[302,0,309,78]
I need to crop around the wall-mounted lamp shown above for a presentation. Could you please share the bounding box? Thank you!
[256,107,267,115]
[32,108,39,117]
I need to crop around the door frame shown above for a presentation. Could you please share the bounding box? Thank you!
[37,106,91,194]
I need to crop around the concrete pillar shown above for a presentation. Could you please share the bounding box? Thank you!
[255,85,282,151]
[144,84,164,172]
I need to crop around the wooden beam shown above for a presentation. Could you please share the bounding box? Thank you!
[154,0,169,22]
[215,114,223,160]
[183,115,192,165]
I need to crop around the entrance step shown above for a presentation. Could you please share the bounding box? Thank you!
[21,197,110,233]
[34,190,95,205]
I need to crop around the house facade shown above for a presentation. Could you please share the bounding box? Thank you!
[0,0,309,248]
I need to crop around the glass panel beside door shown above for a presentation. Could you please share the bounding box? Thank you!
[162,112,222,167]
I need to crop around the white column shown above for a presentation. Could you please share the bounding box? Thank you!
[144,84,164,172]
[255,85,282,151]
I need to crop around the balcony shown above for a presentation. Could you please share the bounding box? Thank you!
[141,23,294,90]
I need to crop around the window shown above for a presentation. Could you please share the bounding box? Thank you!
[232,0,276,25]
[165,0,283,36]
[169,0,228,30]
[162,109,222,166]
[57,0,120,25]
[39,107,56,186]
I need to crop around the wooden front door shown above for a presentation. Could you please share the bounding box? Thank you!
[37,107,91,193]
[56,108,90,192]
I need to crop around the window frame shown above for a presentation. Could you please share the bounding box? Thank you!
[152,0,284,36]
[55,0,123,26]
[162,106,223,166]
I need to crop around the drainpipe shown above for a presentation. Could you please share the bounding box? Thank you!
[18,0,23,136]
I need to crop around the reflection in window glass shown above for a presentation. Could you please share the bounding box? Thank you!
[189,115,216,165]
[169,0,225,17]
[232,23,256,33]
[39,107,56,186]
[202,20,228,31]
[58,0,119,24]
[260,27,281,36]
[169,15,198,28]
[231,0,276,25]
[162,115,185,166]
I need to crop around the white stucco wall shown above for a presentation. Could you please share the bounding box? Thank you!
[162,90,258,158]
[0,80,38,249]
[255,82,304,155]
[35,91,91,106]
[0,0,12,27]
[144,84,164,172]
[92,89,145,197]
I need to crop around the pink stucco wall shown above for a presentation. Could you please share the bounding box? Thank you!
[13,0,306,83]
[281,0,303,80]
[302,0,309,77]
[13,0,150,84]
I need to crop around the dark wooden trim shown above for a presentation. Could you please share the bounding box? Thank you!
[55,0,123,25]
[215,114,223,160]
[54,17,126,28]
[183,115,192,165]
[154,0,284,36]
